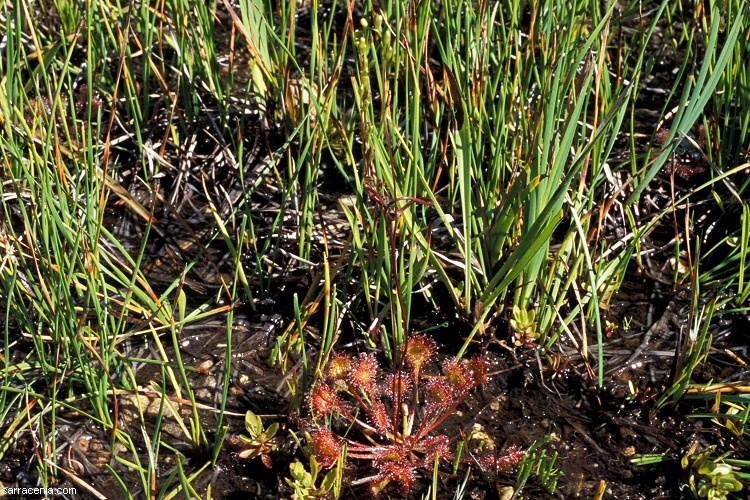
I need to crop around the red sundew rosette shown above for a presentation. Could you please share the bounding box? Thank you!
[474,444,526,474]
[496,444,526,470]
[372,446,416,495]
[307,381,344,420]
[442,358,473,396]
[404,334,437,380]
[326,352,353,382]
[366,400,391,436]
[414,434,451,468]
[348,353,381,401]
[465,355,489,386]
[309,428,344,468]
[423,377,457,421]
[384,371,413,400]
[443,355,489,397]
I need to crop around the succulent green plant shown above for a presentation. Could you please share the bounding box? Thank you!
[286,451,344,500]
[226,410,281,468]
[682,446,744,500]
[510,305,541,347]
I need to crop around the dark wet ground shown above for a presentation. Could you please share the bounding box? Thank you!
[0,276,738,499]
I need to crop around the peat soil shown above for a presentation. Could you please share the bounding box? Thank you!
[134,273,750,499]
[1,269,744,499]
[1,142,748,499]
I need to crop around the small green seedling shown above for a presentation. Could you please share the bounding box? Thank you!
[231,410,280,467]
[510,305,541,347]
[286,446,344,500]
[682,446,743,500]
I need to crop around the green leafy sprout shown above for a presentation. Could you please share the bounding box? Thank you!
[682,447,744,500]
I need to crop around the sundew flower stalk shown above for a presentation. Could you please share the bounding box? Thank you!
[305,335,524,495]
